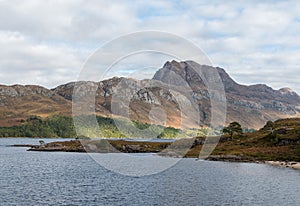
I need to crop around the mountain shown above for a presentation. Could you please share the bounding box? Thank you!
[0,60,299,129]
[0,84,71,126]
[153,60,300,128]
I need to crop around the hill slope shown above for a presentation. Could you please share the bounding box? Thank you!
[0,84,71,126]
[0,60,299,129]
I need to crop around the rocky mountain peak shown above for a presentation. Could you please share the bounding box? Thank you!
[153,60,238,91]
[151,60,300,128]
[153,60,300,102]
[279,87,297,95]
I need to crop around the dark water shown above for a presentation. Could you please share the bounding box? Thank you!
[1,138,300,206]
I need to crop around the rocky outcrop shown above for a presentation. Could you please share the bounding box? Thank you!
[0,85,55,98]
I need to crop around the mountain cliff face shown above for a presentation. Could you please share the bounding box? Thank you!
[0,60,299,129]
[153,60,300,128]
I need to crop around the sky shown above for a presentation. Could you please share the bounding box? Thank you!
[0,0,300,93]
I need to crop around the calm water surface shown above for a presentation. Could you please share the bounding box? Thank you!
[1,138,299,206]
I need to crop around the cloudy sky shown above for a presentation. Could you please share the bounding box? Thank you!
[0,0,300,93]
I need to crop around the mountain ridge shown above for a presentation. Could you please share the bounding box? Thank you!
[0,60,299,129]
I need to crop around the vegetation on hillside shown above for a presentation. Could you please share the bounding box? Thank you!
[9,117,300,162]
[0,115,213,138]
[208,118,300,161]
[0,115,76,138]
[27,118,300,162]
[222,121,243,139]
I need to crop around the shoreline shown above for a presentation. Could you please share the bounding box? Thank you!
[205,157,300,171]
[265,161,300,170]
[9,138,300,171]
[11,144,300,171]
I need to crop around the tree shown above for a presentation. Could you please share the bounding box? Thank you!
[39,140,45,146]
[222,122,243,139]
[263,121,275,132]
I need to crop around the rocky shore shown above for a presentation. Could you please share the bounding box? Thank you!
[11,144,39,148]
[26,139,173,153]
[265,161,300,170]
[11,138,300,171]
[205,155,254,162]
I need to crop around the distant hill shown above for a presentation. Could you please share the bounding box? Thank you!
[0,60,299,129]
[0,84,71,126]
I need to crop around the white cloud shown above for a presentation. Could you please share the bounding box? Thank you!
[0,31,83,88]
[0,0,299,94]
